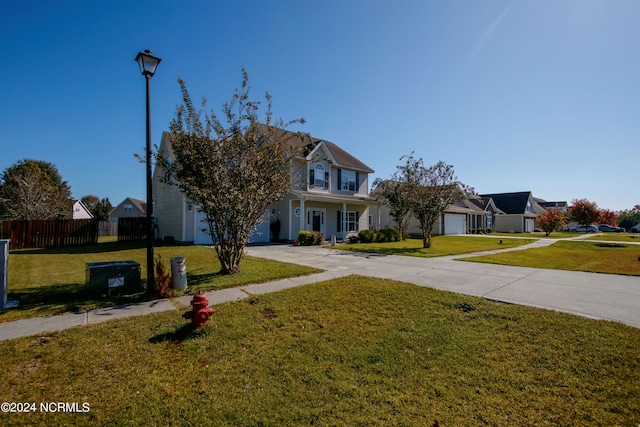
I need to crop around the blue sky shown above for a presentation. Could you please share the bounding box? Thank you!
[1,0,638,212]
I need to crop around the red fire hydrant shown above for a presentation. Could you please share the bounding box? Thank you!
[183,293,215,328]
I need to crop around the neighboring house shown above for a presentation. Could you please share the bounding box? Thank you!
[109,197,146,222]
[153,129,379,244]
[377,190,501,236]
[72,200,94,220]
[480,191,545,233]
[535,198,569,213]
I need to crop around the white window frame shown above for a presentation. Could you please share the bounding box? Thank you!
[341,170,356,192]
[314,163,325,188]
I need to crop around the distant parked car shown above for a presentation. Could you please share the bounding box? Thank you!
[597,224,624,232]
[570,225,599,233]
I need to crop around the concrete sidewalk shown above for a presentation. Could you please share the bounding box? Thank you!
[0,270,344,341]
[1,238,639,341]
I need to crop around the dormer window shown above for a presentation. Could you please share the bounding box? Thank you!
[314,164,325,187]
[309,163,329,189]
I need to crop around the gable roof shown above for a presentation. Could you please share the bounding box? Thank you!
[259,125,374,173]
[162,127,374,174]
[480,192,534,214]
[110,197,147,215]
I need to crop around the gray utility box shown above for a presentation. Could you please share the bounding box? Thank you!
[86,261,142,294]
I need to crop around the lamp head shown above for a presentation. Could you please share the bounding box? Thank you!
[135,50,161,77]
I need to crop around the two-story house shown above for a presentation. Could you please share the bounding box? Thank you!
[153,129,378,244]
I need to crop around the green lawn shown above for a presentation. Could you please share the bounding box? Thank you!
[584,233,640,243]
[490,231,576,239]
[334,236,536,257]
[1,240,320,323]
[0,276,638,426]
[463,240,640,276]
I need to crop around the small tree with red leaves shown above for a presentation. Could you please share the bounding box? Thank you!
[536,208,566,236]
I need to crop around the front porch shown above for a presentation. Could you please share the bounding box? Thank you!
[284,191,380,241]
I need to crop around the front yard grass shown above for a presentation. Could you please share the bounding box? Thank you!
[491,231,576,239]
[463,240,640,276]
[1,240,320,323]
[1,275,638,426]
[584,233,640,243]
[334,235,536,257]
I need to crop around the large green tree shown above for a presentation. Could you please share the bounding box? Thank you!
[159,68,304,274]
[0,159,72,220]
[81,195,113,221]
[617,205,640,231]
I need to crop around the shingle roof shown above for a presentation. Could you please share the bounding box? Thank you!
[165,127,374,173]
[480,192,532,214]
[259,125,374,173]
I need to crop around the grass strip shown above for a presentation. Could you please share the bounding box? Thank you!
[333,236,536,258]
[462,240,640,276]
[0,275,638,425]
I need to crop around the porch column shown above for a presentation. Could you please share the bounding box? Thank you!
[300,199,305,233]
[342,202,347,240]
[288,198,293,240]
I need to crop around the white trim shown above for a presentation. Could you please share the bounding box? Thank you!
[306,208,326,234]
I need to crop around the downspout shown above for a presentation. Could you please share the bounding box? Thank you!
[182,197,187,243]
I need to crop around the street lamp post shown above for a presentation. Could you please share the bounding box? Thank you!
[135,50,161,297]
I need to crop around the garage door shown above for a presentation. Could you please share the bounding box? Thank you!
[525,218,535,233]
[194,210,270,245]
[444,214,466,235]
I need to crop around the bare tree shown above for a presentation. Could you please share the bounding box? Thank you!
[0,159,72,220]
[399,154,465,248]
[159,68,304,274]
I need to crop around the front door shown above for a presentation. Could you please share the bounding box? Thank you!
[307,209,326,234]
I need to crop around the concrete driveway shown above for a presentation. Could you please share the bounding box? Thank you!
[245,242,640,328]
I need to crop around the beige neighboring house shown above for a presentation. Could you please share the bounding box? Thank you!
[72,200,94,220]
[109,197,146,222]
[153,128,380,244]
[480,191,546,233]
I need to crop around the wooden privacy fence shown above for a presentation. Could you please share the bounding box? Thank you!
[118,217,149,241]
[0,219,99,249]
[99,221,118,237]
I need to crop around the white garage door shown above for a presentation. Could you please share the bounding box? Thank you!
[194,210,270,245]
[444,214,466,235]
[525,218,535,233]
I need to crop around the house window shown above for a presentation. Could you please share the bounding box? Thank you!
[340,170,358,192]
[124,204,133,212]
[309,163,329,189]
[337,211,359,232]
[314,164,325,188]
[487,211,493,229]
